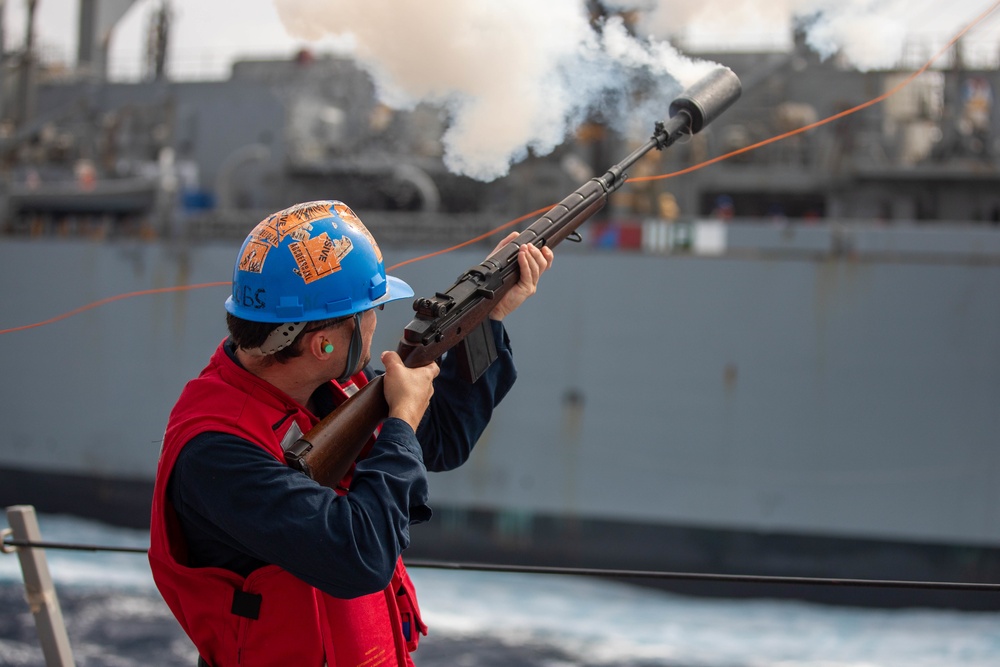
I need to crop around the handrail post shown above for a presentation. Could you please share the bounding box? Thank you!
[3,505,76,666]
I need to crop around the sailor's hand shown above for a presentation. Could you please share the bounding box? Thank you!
[381,351,439,431]
[489,232,554,321]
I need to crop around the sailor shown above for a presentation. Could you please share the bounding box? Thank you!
[148,200,552,666]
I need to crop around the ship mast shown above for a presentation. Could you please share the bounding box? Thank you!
[10,0,37,130]
[77,0,141,81]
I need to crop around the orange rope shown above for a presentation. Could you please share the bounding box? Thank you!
[387,207,549,271]
[3,2,998,335]
[0,282,229,335]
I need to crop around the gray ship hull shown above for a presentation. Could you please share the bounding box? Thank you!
[2,222,999,606]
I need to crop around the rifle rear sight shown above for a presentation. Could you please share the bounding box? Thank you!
[414,295,454,318]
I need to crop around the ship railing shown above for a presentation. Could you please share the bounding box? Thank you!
[5,200,1000,266]
[1,506,75,667]
[182,208,514,248]
[5,503,1000,666]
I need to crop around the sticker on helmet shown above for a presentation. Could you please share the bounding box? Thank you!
[289,232,353,284]
[334,202,383,263]
[238,201,371,283]
[240,202,336,274]
[237,239,272,274]
[283,202,332,230]
[250,202,332,248]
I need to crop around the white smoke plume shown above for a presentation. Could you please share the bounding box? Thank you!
[272,0,998,180]
[272,0,716,181]
[633,0,997,71]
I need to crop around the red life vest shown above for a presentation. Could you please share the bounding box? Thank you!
[148,341,427,666]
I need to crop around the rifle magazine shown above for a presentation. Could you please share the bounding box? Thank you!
[455,320,498,383]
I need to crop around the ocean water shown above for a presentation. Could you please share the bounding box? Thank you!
[1,514,999,667]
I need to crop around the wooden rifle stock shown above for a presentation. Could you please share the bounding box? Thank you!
[284,376,388,487]
[285,67,742,489]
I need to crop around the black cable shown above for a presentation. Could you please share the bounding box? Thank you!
[404,559,1000,592]
[4,538,999,592]
[3,538,148,555]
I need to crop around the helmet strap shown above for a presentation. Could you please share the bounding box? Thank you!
[336,312,364,384]
[244,322,306,357]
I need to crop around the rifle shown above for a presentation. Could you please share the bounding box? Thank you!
[285,67,742,487]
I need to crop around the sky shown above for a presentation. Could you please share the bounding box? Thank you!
[3,0,326,79]
[7,0,998,82]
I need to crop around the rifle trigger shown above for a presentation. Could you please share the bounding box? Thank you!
[566,231,583,243]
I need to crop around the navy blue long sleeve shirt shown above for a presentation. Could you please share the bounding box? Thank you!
[167,320,515,599]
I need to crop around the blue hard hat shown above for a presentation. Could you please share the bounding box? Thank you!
[225,201,413,323]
